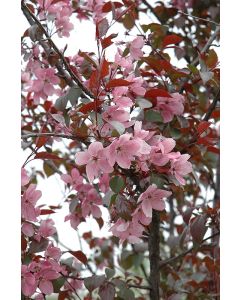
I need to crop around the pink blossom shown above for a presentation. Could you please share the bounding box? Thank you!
[65,184,103,228]
[22,222,35,237]
[81,187,102,219]
[21,184,42,221]
[133,121,152,155]
[114,50,133,72]
[170,153,192,185]
[130,36,144,60]
[134,121,154,141]
[61,168,84,191]
[127,75,146,96]
[35,260,61,295]
[98,173,110,193]
[55,7,74,37]
[109,218,144,243]
[45,244,61,261]
[30,68,60,102]
[75,142,113,182]
[37,0,53,9]
[112,86,134,108]
[21,168,30,186]
[35,219,57,241]
[108,134,141,168]
[132,206,151,226]
[64,278,83,291]
[21,265,37,297]
[156,93,184,123]
[138,184,172,218]
[35,294,45,300]
[102,105,130,124]
[65,210,82,230]
[84,0,106,22]
[149,135,176,166]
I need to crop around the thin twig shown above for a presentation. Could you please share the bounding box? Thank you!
[192,26,220,66]
[61,274,82,300]
[21,132,84,141]
[179,11,220,26]
[203,90,220,121]
[128,284,151,290]
[141,0,162,24]
[159,231,220,269]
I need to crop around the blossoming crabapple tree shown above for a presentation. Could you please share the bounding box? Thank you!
[21,0,220,299]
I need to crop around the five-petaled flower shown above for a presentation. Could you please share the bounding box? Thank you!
[138,184,172,218]
[75,141,113,183]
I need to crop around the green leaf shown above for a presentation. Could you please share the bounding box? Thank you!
[118,288,135,300]
[113,279,135,299]
[105,268,115,279]
[190,215,207,244]
[169,127,182,139]
[145,109,163,123]
[43,162,55,177]
[110,193,117,207]
[150,174,167,188]
[99,282,116,300]
[84,275,106,292]
[52,277,65,293]
[55,86,83,111]
[109,176,125,193]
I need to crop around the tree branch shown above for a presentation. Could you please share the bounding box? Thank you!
[141,0,162,24]
[21,1,94,99]
[203,90,220,121]
[159,231,220,269]
[191,26,220,66]
[148,210,160,300]
[179,11,220,26]
[128,284,151,290]
[21,132,85,141]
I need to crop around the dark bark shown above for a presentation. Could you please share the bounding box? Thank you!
[148,210,160,300]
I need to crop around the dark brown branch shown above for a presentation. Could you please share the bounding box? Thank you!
[128,284,151,290]
[141,0,162,24]
[179,11,220,26]
[203,90,220,121]
[159,231,220,269]
[60,273,82,300]
[148,210,160,300]
[21,1,94,99]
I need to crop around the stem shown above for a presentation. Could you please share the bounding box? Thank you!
[148,210,160,300]
[158,231,220,269]
[21,132,84,140]
[141,0,162,24]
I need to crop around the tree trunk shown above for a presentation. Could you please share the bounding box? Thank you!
[148,210,160,300]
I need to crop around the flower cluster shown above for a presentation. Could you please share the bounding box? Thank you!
[61,168,103,229]
[70,120,192,242]
[21,169,66,298]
